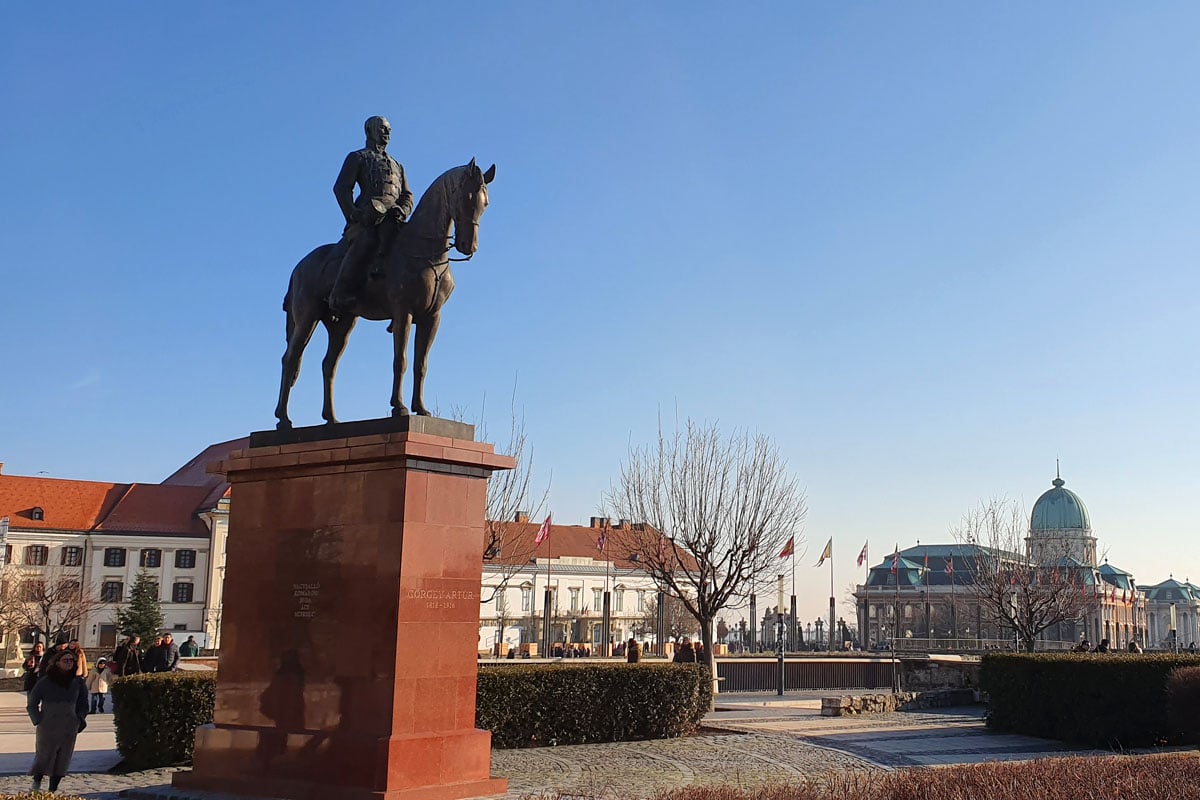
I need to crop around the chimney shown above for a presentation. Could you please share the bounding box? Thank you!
[618,518,631,529]
[514,511,530,523]
[589,516,610,529]
[0,463,4,474]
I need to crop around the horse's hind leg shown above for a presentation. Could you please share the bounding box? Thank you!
[411,311,441,416]
[320,316,357,424]
[274,311,319,429]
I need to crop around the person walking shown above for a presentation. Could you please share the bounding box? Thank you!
[29,642,48,676]
[26,648,89,794]
[179,635,200,657]
[111,635,143,677]
[672,637,698,663]
[160,633,181,671]
[625,638,640,663]
[67,639,89,678]
[21,655,40,693]
[84,658,112,713]
[144,635,166,673]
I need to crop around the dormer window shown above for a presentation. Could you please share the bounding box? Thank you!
[30,507,44,521]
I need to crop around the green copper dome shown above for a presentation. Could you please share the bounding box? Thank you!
[1030,476,1091,532]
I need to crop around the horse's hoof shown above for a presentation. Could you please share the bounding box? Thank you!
[276,419,293,430]
[323,418,338,426]
[392,407,410,417]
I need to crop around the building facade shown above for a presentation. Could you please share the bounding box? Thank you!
[854,475,1152,651]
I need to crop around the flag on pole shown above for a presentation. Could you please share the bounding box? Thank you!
[890,544,899,575]
[596,524,608,552]
[779,536,795,559]
[813,537,832,567]
[857,541,868,568]
[534,514,552,545]
[923,552,929,577]
[945,557,954,575]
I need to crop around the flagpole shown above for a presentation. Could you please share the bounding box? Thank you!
[790,546,796,651]
[828,540,835,651]
[865,544,871,648]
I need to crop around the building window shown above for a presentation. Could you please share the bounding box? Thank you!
[24,546,48,566]
[569,587,579,613]
[58,579,81,601]
[60,546,83,567]
[3,544,10,565]
[593,589,603,610]
[101,581,124,602]
[30,507,44,521]
[104,548,126,568]
[20,580,45,601]
[172,582,194,603]
[637,590,646,613]
[520,584,532,613]
[175,549,197,569]
[614,588,625,613]
[140,549,162,568]
[144,582,160,601]
[496,591,507,615]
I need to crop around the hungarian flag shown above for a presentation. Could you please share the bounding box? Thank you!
[923,552,929,575]
[857,542,868,568]
[534,514,552,545]
[596,524,608,552]
[890,545,899,575]
[945,557,954,575]
[779,536,795,559]
[813,538,832,567]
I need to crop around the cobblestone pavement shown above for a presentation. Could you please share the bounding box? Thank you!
[0,693,1170,799]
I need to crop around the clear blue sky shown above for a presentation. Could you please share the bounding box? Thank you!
[2,5,1197,622]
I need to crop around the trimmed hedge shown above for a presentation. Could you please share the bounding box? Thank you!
[111,672,216,769]
[981,652,1200,747]
[477,663,711,748]
[1166,665,1200,743]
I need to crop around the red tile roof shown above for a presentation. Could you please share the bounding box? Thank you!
[486,520,685,570]
[0,476,128,532]
[161,437,247,508]
[93,483,214,536]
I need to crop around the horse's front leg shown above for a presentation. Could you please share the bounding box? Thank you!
[411,311,441,416]
[391,312,413,417]
[320,316,357,424]
[275,311,318,429]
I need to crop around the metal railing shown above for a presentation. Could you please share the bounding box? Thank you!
[715,657,894,691]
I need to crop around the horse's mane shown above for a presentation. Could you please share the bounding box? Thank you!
[407,164,467,237]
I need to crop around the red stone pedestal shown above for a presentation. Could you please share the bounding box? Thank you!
[174,423,513,800]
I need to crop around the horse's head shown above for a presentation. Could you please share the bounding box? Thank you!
[452,158,495,256]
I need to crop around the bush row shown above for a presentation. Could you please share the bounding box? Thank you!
[111,672,216,769]
[477,663,711,748]
[980,652,1200,746]
[649,754,1200,800]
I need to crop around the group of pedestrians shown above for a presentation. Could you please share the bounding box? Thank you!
[22,631,195,794]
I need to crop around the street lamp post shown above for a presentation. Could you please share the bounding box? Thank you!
[776,574,785,696]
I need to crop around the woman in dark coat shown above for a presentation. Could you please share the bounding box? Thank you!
[672,638,698,663]
[21,656,39,692]
[626,638,640,663]
[26,648,89,794]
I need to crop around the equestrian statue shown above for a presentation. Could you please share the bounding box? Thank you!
[273,115,495,429]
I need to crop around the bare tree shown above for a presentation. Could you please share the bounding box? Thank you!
[953,498,1098,652]
[0,566,107,647]
[448,391,550,605]
[641,593,695,641]
[608,419,807,697]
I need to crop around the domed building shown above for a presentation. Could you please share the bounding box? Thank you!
[1026,475,1096,566]
[854,471,1150,651]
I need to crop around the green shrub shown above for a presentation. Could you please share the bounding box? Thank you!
[477,663,710,748]
[981,652,1200,747]
[1166,664,1200,743]
[111,672,216,769]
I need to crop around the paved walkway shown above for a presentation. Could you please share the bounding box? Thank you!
[0,691,1172,798]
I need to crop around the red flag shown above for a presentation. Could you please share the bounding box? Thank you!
[890,545,899,575]
[534,514,551,545]
[923,552,929,573]
[596,524,608,552]
[779,537,795,559]
[944,557,954,576]
[857,542,868,568]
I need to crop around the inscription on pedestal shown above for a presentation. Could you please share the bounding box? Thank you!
[293,582,321,619]
[405,587,476,610]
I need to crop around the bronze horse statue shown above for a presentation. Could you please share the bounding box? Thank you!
[274,159,495,429]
